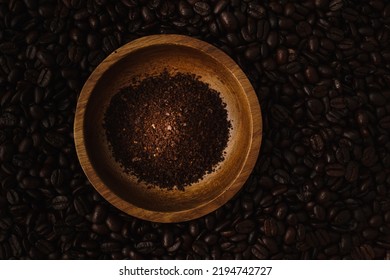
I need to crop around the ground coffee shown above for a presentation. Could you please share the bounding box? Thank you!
[104,71,231,190]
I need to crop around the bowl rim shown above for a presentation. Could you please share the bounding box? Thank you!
[74,34,262,223]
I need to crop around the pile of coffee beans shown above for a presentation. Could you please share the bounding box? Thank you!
[104,71,231,190]
[0,0,389,259]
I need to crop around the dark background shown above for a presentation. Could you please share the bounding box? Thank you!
[1,0,390,259]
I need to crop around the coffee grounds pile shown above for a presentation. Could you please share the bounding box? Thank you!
[104,71,231,190]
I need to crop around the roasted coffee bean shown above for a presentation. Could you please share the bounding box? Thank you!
[21,177,41,189]
[333,210,351,225]
[284,227,296,245]
[36,50,55,66]
[307,99,324,114]
[52,196,69,210]
[213,0,228,15]
[37,68,52,88]
[296,21,312,37]
[106,214,122,232]
[193,2,210,16]
[50,169,65,187]
[219,11,238,32]
[248,3,265,19]
[305,66,319,84]
[326,164,345,177]
[178,1,193,18]
[73,196,91,216]
[286,62,301,74]
[362,147,378,167]
[192,241,208,256]
[345,161,359,182]
[267,31,279,49]
[312,85,328,98]
[101,242,122,253]
[251,244,269,259]
[235,219,255,234]
[6,189,20,205]
[310,134,324,152]
[263,218,278,237]
[245,45,260,61]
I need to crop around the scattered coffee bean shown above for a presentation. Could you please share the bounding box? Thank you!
[0,0,389,260]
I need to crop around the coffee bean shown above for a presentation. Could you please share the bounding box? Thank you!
[329,0,343,11]
[310,134,324,152]
[284,227,296,245]
[21,176,41,189]
[36,68,52,88]
[246,3,265,19]
[135,241,156,254]
[369,215,383,227]
[101,242,122,253]
[251,243,269,259]
[235,219,255,234]
[6,189,20,205]
[362,146,378,167]
[307,99,324,114]
[362,228,378,240]
[345,161,359,182]
[266,31,278,49]
[311,85,328,98]
[263,218,278,237]
[333,210,351,225]
[192,241,208,256]
[106,214,122,232]
[286,62,302,74]
[305,66,319,84]
[73,195,91,216]
[36,50,55,66]
[0,113,18,127]
[272,103,293,123]
[244,44,260,61]
[161,229,173,248]
[213,0,228,15]
[326,164,345,177]
[44,132,65,148]
[205,215,216,230]
[296,21,312,37]
[313,204,326,221]
[219,11,237,32]
[52,196,69,210]
[193,2,210,16]
[50,169,65,187]
[255,19,270,41]
[177,1,192,18]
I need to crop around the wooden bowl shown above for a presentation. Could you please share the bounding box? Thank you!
[74,35,262,223]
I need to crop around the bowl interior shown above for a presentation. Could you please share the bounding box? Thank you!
[81,41,255,221]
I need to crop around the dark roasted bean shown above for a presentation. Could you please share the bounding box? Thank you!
[0,0,388,261]
[193,2,210,16]
[345,161,359,182]
[213,0,228,15]
[326,163,345,177]
[235,219,255,234]
[219,11,237,32]
[52,196,69,210]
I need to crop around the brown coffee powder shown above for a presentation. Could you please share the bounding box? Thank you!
[104,71,231,190]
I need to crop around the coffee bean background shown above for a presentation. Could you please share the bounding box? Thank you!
[1,0,390,259]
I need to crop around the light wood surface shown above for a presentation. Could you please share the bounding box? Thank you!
[74,34,262,223]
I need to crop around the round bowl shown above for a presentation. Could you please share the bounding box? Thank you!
[74,34,262,223]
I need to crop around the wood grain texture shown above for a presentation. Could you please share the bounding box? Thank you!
[74,34,262,223]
